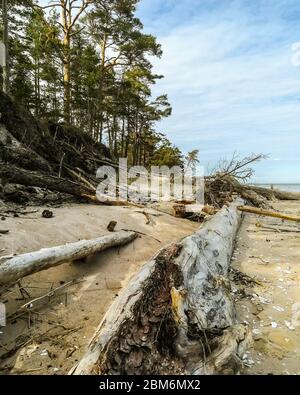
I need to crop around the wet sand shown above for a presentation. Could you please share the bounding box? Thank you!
[232,201,300,375]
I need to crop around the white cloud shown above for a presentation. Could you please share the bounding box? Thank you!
[138,0,300,182]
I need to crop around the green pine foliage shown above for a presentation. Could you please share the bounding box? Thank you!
[1,0,183,167]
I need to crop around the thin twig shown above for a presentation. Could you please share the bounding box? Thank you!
[19,280,81,311]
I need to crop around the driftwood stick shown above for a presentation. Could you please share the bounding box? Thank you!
[58,152,66,178]
[0,231,137,286]
[238,205,300,223]
[107,221,117,232]
[255,222,300,233]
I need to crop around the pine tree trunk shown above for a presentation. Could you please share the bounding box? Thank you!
[98,34,107,143]
[2,0,9,93]
[62,3,71,124]
[63,46,71,124]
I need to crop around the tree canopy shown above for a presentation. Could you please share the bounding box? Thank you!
[0,0,183,167]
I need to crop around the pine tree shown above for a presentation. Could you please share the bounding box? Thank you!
[1,0,183,168]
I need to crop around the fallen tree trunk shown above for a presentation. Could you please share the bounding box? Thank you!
[204,175,269,208]
[0,164,145,206]
[272,189,300,201]
[238,205,300,223]
[0,231,137,286]
[71,199,251,376]
[205,174,300,209]
[0,163,94,199]
[247,185,300,201]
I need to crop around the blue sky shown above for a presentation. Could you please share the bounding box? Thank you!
[136,0,300,183]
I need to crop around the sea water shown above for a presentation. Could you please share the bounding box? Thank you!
[255,184,300,192]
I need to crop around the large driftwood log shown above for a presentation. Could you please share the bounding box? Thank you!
[0,231,137,286]
[71,199,251,376]
[247,185,300,201]
[205,174,300,209]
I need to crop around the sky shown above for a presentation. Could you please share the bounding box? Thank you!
[136,0,300,183]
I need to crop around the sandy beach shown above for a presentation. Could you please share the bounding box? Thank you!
[1,199,300,375]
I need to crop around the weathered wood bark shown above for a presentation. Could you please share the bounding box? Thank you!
[0,231,137,286]
[0,164,93,198]
[238,205,300,223]
[71,199,251,376]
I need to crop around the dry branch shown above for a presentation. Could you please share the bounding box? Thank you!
[213,153,267,181]
[19,280,77,311]
[256,224,300,233]
[238,205,300,223]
